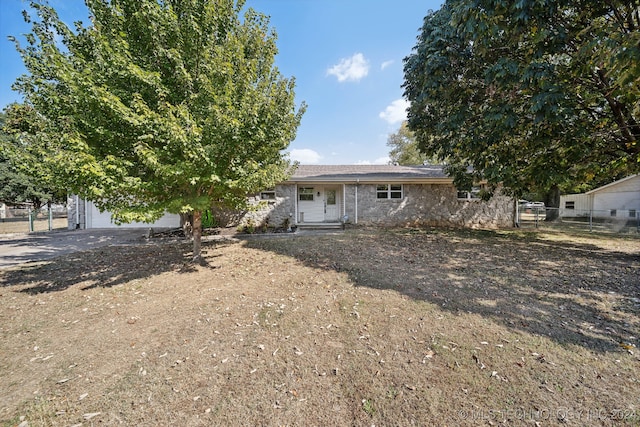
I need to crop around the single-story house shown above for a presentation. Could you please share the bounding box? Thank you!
[560,174,640,219]
[69,164,515,230]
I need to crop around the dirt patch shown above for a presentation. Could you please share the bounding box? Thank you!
[1,228,639,426]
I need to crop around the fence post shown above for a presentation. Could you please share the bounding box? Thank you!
[589,209,593,232]
[28,207,34,232]
[48,206,53,231]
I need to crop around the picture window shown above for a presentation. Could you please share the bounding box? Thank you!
[376,184,403,199]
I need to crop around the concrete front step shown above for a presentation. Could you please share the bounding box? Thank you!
[296,222,343,230]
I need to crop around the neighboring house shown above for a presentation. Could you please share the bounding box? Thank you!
[69,165,515,230]
[560,174,640,219]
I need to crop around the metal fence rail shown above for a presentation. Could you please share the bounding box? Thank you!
[517,207,640,234]
[0,205,68,234]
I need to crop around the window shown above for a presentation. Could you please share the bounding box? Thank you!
[376,184,403,199]
[565,201,575,210]
[260,188,276,200]
[326,189,336,205]
[298,187,314,201]
[630,209,637,218]
[457,186,482,200]
[610,209,617,217]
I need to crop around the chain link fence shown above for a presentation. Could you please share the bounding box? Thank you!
[0,204,68,234]
[517,205,640,235]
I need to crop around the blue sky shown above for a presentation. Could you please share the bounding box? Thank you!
[0,0,443,165]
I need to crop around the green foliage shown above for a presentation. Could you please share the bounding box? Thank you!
[403,0,640,197]
[201,209,217,229]
[0,107,66,208]
[387,121,434,165]
[11,0,305,253]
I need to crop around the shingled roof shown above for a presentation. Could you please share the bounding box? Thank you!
[287,164,451,183]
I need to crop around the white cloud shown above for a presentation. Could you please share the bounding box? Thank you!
[381,60,394,70]
[290,148,322,164]
[356,156,391,165]
[379,99,409,124]
[327,53,369,83]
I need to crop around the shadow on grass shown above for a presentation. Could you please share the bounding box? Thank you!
[243,228,640,354]
[0,241,220,294]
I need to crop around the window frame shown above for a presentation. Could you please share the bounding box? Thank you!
[457,185,482,201]
[376,183,403,200]
[298,187,314,201]
[260,188,276,200]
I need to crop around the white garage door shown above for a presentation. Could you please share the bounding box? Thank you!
[87,201,180,229]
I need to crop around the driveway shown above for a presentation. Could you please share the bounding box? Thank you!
[0,227,345,269]
[0,229,151,269]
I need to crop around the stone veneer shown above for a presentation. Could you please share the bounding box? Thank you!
[212,184,297,229]
[343,183,514,228]
[218,183,514,229]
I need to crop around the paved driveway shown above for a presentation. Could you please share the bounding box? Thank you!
[0,229,150,269]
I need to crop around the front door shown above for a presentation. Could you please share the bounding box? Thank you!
[324,187,340,221]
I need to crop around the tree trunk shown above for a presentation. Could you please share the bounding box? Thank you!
[192,210,202,261]
[180,212,193,238]
[544,185,560,221]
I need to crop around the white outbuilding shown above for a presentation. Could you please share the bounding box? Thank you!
[560,174,640,220]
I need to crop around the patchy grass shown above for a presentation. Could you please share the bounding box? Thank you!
[1,228,639,426]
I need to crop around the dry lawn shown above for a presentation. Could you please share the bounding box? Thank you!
[0,218,68,235]
[1,227,639,426]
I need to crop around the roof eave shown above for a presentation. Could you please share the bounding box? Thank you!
[585,174,639,195]
[284,177,453,184]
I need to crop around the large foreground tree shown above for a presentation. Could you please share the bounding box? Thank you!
[403,0,639,202]
[11,0,304,258]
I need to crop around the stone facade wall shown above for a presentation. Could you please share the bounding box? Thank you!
[344,183,513,228]
[345,184,514,228]
[212,184,297,229]
[217,183,513,229]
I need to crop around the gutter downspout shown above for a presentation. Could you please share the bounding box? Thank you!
[294,186,298,225]
[75,195,80,229]
[355,180,359,224]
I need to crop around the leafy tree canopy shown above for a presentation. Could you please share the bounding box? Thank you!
[387,121,435,165]
[11,0,305,257]
[0,107,66,209]
[403,0,639,199]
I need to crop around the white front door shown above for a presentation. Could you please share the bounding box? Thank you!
[324,187,340,221]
